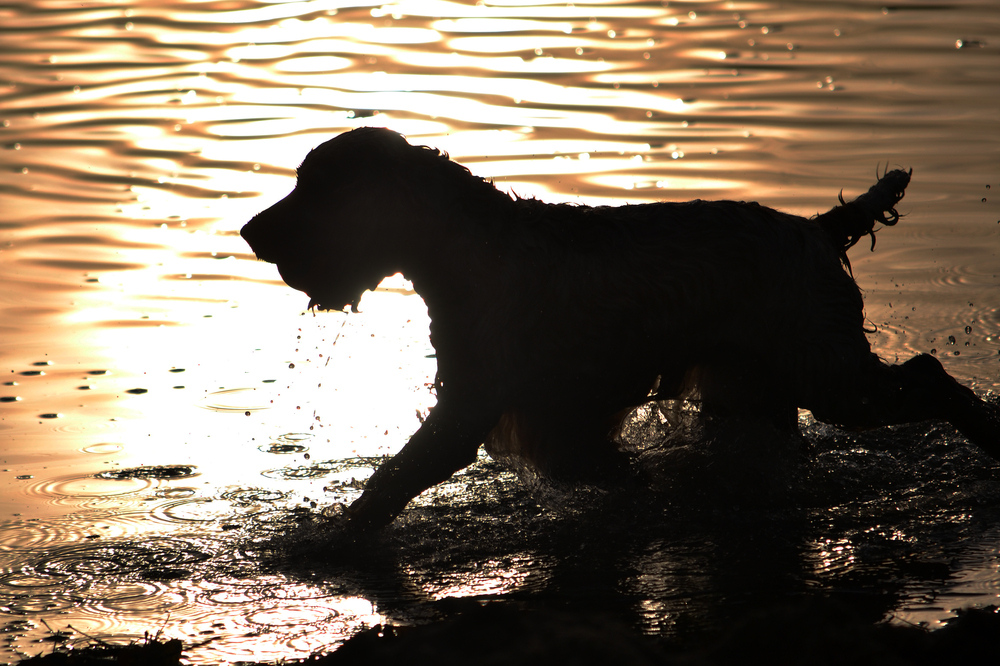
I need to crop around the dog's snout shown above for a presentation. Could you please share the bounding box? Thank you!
[241,198,290,262]
[240,216,261,248]
[240,216,270,259]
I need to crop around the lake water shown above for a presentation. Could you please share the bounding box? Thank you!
[1,0,999,662]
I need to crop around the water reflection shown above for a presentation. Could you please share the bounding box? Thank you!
[1,0,999,661]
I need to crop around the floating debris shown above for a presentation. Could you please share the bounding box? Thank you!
[96,465,197,480]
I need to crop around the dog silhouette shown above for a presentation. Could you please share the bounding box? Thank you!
[242,128,1000,531]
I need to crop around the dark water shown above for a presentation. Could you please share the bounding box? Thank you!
[1,0,999,662]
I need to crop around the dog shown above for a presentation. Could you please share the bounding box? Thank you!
[241,127,1000,531]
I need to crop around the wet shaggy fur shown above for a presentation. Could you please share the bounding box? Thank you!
[241,127,1000,531]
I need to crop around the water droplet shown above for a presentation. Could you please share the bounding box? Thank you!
[948,335,957,345]
[965,325,973,334]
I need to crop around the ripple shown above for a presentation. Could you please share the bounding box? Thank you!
[43,414,125,435]
[0,571,66,590]
[35,540,211,579]
[155,486,199,499]
[89,580,191,614]
[151,498,233,524]
[260,461,338,480]
[196,577,339,607]
[0,537,216,621]
[80,442,125,455]
[0,515,148,552]
[246,508,306,529]
[259,442,308,455]
[198,388,272,412]
[26,474,156,500]
[0,591,77,614]
[221,487,289,506]
[923,262,998,290]
[276,432,313,444]
[245,604,340,628]
[259,432,314,455]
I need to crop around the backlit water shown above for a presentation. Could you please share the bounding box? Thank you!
[1,0,999,662]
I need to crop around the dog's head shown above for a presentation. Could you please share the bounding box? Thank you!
[240,127,421,312]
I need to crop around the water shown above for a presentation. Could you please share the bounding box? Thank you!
[1,0,999,661]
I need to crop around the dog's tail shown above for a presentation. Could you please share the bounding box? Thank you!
[816,167,911,274]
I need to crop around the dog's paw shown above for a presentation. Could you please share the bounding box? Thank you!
[320,502,349,523]
[320,502,382,543]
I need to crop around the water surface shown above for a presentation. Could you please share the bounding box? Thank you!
[1,0,999,662]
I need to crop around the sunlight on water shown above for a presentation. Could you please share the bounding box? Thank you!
[0,0,999,661]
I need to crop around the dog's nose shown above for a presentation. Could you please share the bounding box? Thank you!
[240,217,258,247]
[240,213,279,263]
[240,217,261,249]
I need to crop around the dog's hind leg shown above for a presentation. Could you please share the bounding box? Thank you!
[809,354,1000,458]
[344,400,499,532]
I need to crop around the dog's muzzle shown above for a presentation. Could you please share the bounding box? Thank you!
[240,217,277,263]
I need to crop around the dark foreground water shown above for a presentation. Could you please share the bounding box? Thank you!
[1,0,999,662]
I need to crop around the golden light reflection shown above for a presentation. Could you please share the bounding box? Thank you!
[277,56,354,72]
[418,555,537,600]
[382,0,666,20]
[811,537,856,573]
[434,18,574,34]
[307,71,686,115]
[446,34,581,51]
[392,50,614,73]
[168,0,347,26]
[2,0,999,659]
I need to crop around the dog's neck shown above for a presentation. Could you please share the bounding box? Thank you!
[393,176,518,321]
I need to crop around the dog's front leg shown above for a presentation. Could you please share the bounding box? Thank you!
[343,400,498,532]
